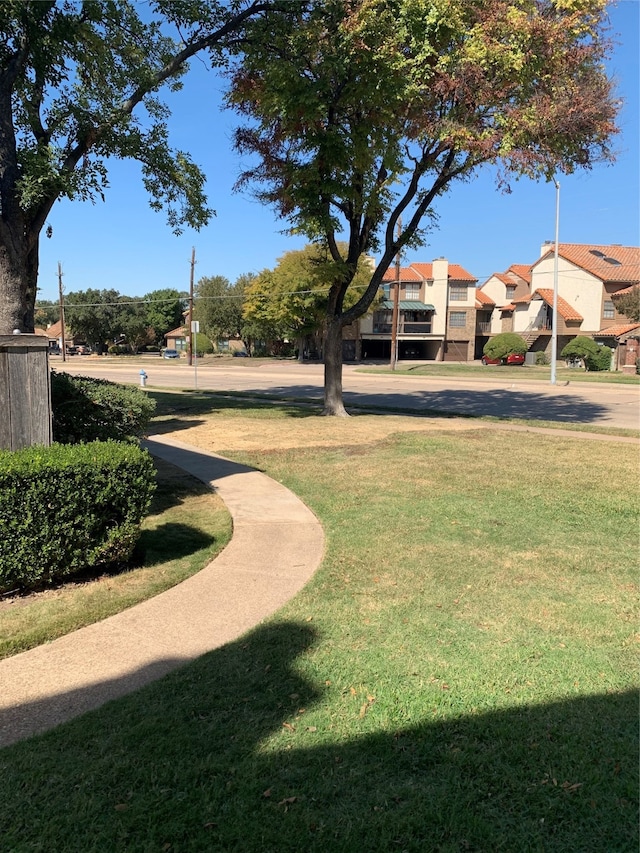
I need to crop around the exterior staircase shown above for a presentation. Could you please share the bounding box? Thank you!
[522,330,541,347]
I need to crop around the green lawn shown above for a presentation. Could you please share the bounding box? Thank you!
[0,409,637,852]
[359,362,640,384]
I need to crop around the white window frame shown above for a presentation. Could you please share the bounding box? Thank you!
[449,284,468,301]
[404,282,421,301]
[449,311,467,328]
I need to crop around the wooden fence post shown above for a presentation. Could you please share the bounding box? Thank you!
[0,335,52,451]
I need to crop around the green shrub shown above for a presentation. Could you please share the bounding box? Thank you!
[588,344,612,371]
[194,332,214,356]
[0,441,156,592]
[107,344,129,355]
[561,336,611,371]
[483,333,528,359]
[636,357,640,375]
[535,351,548,365]
[51,372,156,444]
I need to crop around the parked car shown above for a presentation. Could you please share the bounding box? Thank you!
[233,350,249,357]
[162,348,180,359]
[481,352,525,366]
[76,345,92,355]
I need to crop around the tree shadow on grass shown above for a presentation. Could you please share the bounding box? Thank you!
[1,622,636,852]
[149,389,321,425]
[149,383,615,428]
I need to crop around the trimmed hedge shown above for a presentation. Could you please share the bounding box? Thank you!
[51,371,156,444]
[561,337,612,371]
[0,441,156,592]
[483,333,528,359]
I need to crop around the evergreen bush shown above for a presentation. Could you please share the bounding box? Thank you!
[561,337,611,371]
[483,333,528,359]
[51,372,156,444]
[0,441,156,592]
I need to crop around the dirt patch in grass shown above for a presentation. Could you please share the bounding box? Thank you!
[153,411,485,455]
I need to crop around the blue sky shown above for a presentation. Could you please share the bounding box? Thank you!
[37,1,639,302]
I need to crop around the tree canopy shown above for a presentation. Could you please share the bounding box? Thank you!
[227,0,619,414]
[60,287,187,351]
[0,0,279,334]
[613,286,640,323]
[194,275,245,344]
[243,243,375,357]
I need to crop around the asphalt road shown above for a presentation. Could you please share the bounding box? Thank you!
[53,357,640,431]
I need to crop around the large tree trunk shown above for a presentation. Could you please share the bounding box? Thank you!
[0,234,36,334]
[0,71,37,334]
[322,315,348,416]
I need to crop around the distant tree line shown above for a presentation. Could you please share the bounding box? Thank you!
[36,244,375,356]
[36,289,187,353]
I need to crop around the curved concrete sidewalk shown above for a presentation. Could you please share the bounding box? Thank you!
[0,435,324,749]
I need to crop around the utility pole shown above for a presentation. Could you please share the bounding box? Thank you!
[187,247,195,366]
[390,218,402,371]
[58,262,66,363]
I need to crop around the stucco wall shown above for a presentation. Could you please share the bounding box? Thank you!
[531,257,602,331]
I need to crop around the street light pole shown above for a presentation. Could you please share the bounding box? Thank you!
[550,178,560,385]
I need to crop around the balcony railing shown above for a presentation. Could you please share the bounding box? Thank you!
[476,321,491,333]
[404,322,432,334]
[372,321,432,334]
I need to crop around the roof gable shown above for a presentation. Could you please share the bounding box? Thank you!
[514,288,583,321]
[475,289,495,306]
[508,264,532,284]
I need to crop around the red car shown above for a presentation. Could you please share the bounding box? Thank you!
[481,352,525,366]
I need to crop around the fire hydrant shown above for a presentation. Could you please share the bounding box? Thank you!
[139,369,147,388]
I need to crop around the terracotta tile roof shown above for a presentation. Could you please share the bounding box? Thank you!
[382,261,477,283]
[493,268,529,287]
[537,243,640,283]
[500,303,516,312]
[165,325,188,338]
[594,322,640,338]
[447,263,477,282]
[382,266,423,282]
[33,327,49,336]
[409,262,477,282]
[475,289,495,306]
[492,272,511,285]
[612,284,638,297]
[46,321,63,337]
[509,264,532,284]
[527,288,584,321]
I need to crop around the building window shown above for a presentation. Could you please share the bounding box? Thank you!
[449,311,467,328]
[505,285,516,298]
[404,283,420,300]
[449,284,468,301]
[603,300,615,319]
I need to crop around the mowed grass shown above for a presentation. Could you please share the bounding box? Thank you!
[1,405,637,852]
[361,362,640,384]
[0,458,231,659]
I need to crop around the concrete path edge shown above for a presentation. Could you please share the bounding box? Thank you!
[0,435,325,749]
